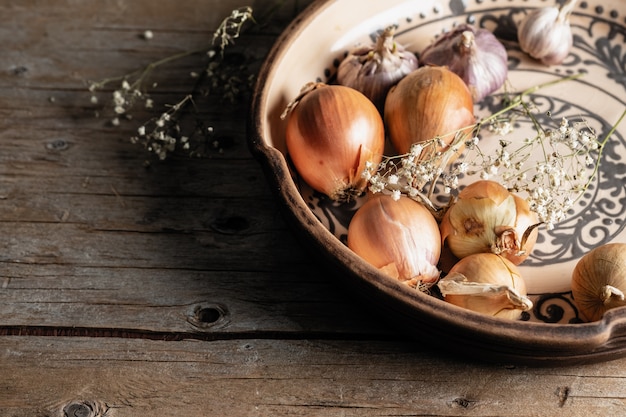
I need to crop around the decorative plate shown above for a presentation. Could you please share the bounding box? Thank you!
[249,0,626,364]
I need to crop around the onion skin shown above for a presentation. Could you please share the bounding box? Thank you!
[571,243,626,322]
[384,66,475,155]
[285,83,385,202]
[438,253,532,320]
[347,194,441,289]
[440,180,539,265]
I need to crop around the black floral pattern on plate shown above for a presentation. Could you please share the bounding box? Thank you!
[294,0,626,324]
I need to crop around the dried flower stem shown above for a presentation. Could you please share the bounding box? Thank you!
[365,73,625,229]
[585,107,626,195]
[87,6,256,160]
[88,48,205,94]
[212,6,255,54]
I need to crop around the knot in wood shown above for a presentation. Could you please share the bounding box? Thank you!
[64,402,91,417]
[63,400,109,417]
[451,397,477,409]
[46,138,71,152]
[210,215,250,234]
[187,302,230,330]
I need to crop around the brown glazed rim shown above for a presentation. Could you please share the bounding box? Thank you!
[247,0,626,365]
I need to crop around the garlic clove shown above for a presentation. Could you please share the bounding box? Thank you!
[337,26,418,112]
[420,24,508,102]
[517,0,577,66]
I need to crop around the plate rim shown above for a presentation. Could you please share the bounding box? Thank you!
[247,0,626,365]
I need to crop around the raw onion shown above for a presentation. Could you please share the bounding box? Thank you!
[384,66,475,156]
[284,83,385,202]
[347,194,441,290]
[571,243,626,322]
[440,180,539,265]
[437,253,533,320]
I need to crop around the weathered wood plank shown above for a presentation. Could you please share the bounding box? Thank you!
[4,0,626,414]
[0,218,305,268]
[1,0,388,340]
[0,261,392,335]
[1,0,302,90]
[0,144,280,196]
[1,336,625,417]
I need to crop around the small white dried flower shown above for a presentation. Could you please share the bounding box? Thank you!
[113,91,124,105]
[212,6,254,53]
[364,78,606,232]
[410,143,423,157]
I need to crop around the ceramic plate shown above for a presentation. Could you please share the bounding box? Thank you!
[249,0,626,364]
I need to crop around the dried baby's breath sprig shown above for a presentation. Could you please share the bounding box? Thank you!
[87,48,195,124]
[87,7,256,160]
[364,74,625,229]
[365,132,468,213]
[130,95,197,160]
[212,6,255,54]
[463,116,603,229]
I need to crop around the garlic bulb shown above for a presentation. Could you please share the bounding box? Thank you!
[347,194,441,290]
[420,24,508,102]
[437,253,533,320]
[517,0,578,65]
[440,180,539,265]
[571,243,626,322]
[337,26,418,112]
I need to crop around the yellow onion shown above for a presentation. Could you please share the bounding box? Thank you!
[437,253,533,320]
[571,243,626,322]
[284,82,385,202]
[347,194,441,290]
[440,180,539,265]
[384,66,475,155]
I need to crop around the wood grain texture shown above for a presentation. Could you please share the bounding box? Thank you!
[2,337,626,417]
[2,0,626,415]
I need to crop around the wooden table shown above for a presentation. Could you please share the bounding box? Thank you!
[2,1,626,416]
